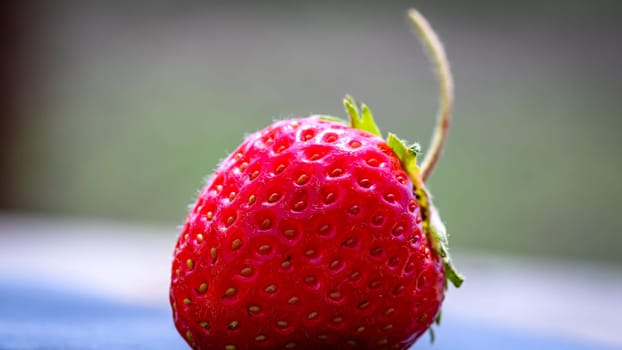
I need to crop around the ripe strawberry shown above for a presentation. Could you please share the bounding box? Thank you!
[170,9,462,350]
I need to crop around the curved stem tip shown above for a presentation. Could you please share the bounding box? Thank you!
[407,9,454,182]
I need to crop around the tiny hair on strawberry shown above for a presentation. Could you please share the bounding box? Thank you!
[170,8,463,350]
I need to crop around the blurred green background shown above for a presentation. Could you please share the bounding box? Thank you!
[2,0,621,263]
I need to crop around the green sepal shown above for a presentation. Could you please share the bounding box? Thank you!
[318,115,347,124]
[427,302,444,343]
[429,205,465,288]
[343,95,382,137]
[428,326,436,343]
[386,130,464,289]
[345,95,464,290]
[435,310,442,325]
[387,133,418,176]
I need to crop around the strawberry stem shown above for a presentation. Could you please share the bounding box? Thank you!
[407,9,454,182]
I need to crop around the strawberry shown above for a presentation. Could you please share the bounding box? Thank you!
[170,9,462,350]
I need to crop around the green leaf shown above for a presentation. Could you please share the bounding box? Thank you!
[343,95,382,137]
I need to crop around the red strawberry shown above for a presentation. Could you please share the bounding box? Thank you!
[170,9,462,350]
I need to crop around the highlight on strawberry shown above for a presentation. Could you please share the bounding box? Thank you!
[170,8,463,350]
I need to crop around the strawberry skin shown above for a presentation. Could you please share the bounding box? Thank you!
[170,116,447,350]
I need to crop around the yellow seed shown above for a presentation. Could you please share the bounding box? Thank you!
[329,291,341,299]
[248,195,256,205]
[196,233,204,242]
[248,305,260,313]
[296,174,309,185]
[347,340,357,345]
[307,311,318,319]
[268,193,280,203]
[186,259,194,270]
[258,244,271,253]
[288,296,299,304]
[226,216,235,226]
[224,287,236,297]
[240,267,252,276]
[358,178,371,188]
[184,233,189,240]
[383,324,393,330]
[228,320,239,329]
[293,200,306,211]
[175,268,181,276]
[281,260,291,268]
[285,342,296,349]
[225,345,237,350]
[228,191,236,201]
[283,229,296,238]
[265,284,277,293]
[207,211,214,220]
[331,316,343,323]
[210,247,217,260]
[255,334,267,342]
[276,320,289,328]
[260,218,272,230]
[330,168,344,177]
[183,298,191,305]
[369,279,381,288]
[231,239,242,250]
[378,338,388,345]
[305,249,315,256]
[185,330,192,341]
[317,334,328,340]
[199,321,210,329]
[323,192,336,204]
[198,283,208,294]
[384,307,395,315]
[302,130,314,141]
[356,326,365,333]
[318,224,330,234]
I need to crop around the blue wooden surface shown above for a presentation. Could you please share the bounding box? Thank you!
[0,281,618,350]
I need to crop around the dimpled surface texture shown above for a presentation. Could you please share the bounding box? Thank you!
[170,116,445,350]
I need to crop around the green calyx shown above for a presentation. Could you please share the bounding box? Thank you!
[342,95,464,289]
[343,95,382,137]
